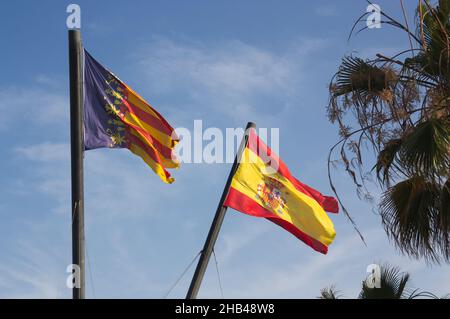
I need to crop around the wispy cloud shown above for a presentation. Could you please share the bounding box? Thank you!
[127,38,328,125]
[14,142,70,215]
[0,237,69,298]
[218,218,272,265]
[0,86,68,130]
[13,140,182,218]
[15,142,69,162]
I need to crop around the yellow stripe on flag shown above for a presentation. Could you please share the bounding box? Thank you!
[231,147,336,247]
[122,111,175,149]
[126,86,165,120]
[129,129,180,169]
[129,143,174,184]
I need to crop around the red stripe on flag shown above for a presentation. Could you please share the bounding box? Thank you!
[125,122,176,162]
[127,131,172,180]
[121,83,179,141]
[224,187,329,254]
[268,218,328,254]
[122,98,175,136]
[247,129,339,214]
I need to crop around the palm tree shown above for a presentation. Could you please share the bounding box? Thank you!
[319,264,444,299]
[327,1,450,263]
[319,285,343,299]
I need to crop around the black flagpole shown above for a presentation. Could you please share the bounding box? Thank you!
[68,29,85,299]
[186,122,256,299]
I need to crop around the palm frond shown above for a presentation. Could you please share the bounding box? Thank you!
[332,56,395,100]
[438,178,450,260]
[413,0,450,82]
[409,290,441,299]
[318,285,342,299]
[322,262,448,299]
[399,118,450,178]
[379,175,445,263]
[375,138,404,186]
[359,264,410,299]
[440,179,450,227]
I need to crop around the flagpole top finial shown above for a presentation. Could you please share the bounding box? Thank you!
[246,122,256,129]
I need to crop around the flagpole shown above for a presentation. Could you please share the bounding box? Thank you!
[68,29,85,299]
[186,122,256,299]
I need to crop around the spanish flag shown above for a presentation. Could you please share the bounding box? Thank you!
[83,50,179,183]
[224,128,338,254]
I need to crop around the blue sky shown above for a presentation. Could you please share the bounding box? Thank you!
[0,0,449,298]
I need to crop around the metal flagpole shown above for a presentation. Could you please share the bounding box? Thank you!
[186,122,256,299]
[68,29,85,299]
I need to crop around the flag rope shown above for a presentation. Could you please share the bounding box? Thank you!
[85,238,96,299]
[163,251,201,298]
[212,249,224,299]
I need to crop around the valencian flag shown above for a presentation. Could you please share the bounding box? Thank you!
[83,50,179,183]
[224,128,338,254]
